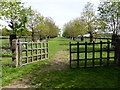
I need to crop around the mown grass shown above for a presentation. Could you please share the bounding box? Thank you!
[2,60,47,86]
[1,37,120,88]
[2,37,73,86]
[29,67,119,88]
[28,38,119,88]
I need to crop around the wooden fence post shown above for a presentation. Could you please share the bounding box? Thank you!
[107,41,110,66]
[115,36,120,66]
[18,39,22,66]
[85,42,87,67]
[36,41,38,60]
[92,41,95,67]
[70,42,72,68]
[115,44,120,66]
[47,42,48,58]
[77,42,79,68]
[31,41,33,62]
[118,46,120,66]
[12,39,18,67]
[100,41,102,66]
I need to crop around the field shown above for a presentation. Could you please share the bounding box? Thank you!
[1,37,120,88]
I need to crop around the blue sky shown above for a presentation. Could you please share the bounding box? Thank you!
[0,0,100,30]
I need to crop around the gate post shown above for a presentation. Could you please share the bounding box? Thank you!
[70,42,72,68]
[116,45,120,66]
[12,39,18,67]
[18,39,22,66]
[115,36,120,66]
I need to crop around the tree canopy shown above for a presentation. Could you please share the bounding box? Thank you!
[62,2,96,42]
[98,0,120,34]
[0,0,31,35]
[0,0,60,41]
[62,18,87,38]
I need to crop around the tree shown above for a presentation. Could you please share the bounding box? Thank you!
[98,0,119,34]
[81,2,95,42]
[0,0,32,46]
[98,0,120,42]
[63,20,78,39]
[27,10,44,41]
[0,0,31,35]
[44,17,60,39]
[62,18,87,39]
[38,17,60,40]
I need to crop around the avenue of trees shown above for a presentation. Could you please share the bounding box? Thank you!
[62,18,87,40]
[0,0,60,41]
[62,0,120,42]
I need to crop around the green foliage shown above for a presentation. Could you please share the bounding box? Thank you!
[26,10,60,41]
[0,0,32,35]
[63,2,97,42]
[0,0,60,38]
[26,10,44,41]
[0,27,11,35]
[81,2,96,42]
[36,17,60,40]
[62,18,87,37]
[44,17,60,38]
[81,2,95,22]
[98,0,120,34]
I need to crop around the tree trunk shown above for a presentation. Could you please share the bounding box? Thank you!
[112,34,117,46]
[9,34,17,47]
[81,35,84,41]
[32,28,35,42]
[89,32,93,43]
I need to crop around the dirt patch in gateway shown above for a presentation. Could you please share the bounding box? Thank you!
[2,50,69,88]
[41,50,69,71]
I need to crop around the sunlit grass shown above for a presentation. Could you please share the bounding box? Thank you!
[2,37,119,88]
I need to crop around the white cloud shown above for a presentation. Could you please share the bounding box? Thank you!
[0,0,100,30]
[22,0,100,29]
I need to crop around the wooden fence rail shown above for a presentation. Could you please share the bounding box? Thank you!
[0,47,12,57]
[70,41,119,68]
[1,39,48,67]
[18,40,48,66]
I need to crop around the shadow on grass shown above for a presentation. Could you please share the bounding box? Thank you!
[57,39,71,41]
[28,66,119,88]
[59,43,69,45]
